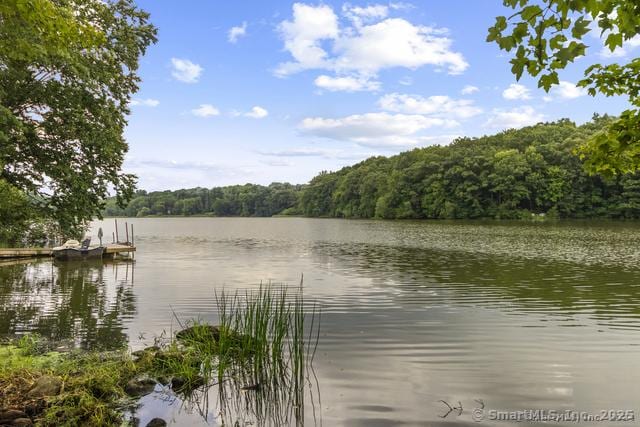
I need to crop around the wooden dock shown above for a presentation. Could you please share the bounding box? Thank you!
[0,244,136,259]
[0,248,53,259]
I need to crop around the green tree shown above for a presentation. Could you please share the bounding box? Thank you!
[488,0,640,175]
[0,178,32,242]
[0,0,157,236]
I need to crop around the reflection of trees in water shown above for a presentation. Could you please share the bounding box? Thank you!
[137,354,321,426]
[0,260,136,350]
[312,241,640,320]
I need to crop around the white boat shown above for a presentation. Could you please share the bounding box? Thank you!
[52,239,105,261]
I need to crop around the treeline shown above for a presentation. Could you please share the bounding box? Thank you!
[105,115,640,220]
[103,183,302,217]
[299,115,640,219]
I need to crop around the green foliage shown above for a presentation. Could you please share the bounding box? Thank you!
[488,0,640,175]
[104,183,303,217]
[108,119,640,222]
[1,285,318,426]
[0,0,157,236]
[0,178,33,242]
[298,117,640,220]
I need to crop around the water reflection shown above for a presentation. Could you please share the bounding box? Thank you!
[310,241,640,327]
[0,259,136,349]
[3,217,640,426]
[131,365,321,427]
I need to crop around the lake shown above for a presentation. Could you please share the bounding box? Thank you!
[2,217,640,426]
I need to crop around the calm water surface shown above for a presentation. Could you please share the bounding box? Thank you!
[2,218,640,426]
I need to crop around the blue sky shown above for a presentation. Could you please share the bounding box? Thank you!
[125,1,636,191]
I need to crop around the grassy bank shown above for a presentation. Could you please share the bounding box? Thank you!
[0,285,319,426]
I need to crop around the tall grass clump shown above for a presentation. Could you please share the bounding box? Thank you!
[173,281,321,425]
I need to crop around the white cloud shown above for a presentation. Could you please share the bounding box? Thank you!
[342,3,389,27]
[398,76,413,86]
[130,98,159,107]
[171,58,203,83]
[191,104,220,117]
[599,46,628,58]
[629,36,640,48]
[245,106,269,119]
[275,3,468,84]
[389,2,414,11]
[228,22,248,43]
[299,112,458,148]
[461,85,479,95]
[332,18,468,75]
[258,147,369,160]
[261,159,293,167]
[275,3,339,76]
[229,106,270,118]
[484,106,545,130]
[599,35,640,58]
[314,75,381,92]
[378,93,482,118]
[552,81,587,99]
[502,83,531,100]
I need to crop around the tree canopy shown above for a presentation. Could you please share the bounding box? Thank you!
[0,0,156,238]
[110,117,640,221]
[296,117,640,220]
[103,183,303,218]
[487,0,640,176]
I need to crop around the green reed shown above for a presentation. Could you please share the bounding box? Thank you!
[211,282,320,425]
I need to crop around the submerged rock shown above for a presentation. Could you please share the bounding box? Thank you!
[170,376,185,390]
[145,418,166,427]
[124,378,156,397]
[27,376,62,398]
[175,325,220,342]
[170,375,205,392]
[240,383,261,391]
[0,409,28,424]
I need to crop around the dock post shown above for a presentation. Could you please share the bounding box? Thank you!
[115,219,119,243]
[125,221,129,245]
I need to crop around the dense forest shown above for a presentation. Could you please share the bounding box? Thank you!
[103,183,302,217]
[105,115,640,220]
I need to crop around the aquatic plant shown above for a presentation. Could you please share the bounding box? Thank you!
[0,283,320,426]
[158,282,321,425]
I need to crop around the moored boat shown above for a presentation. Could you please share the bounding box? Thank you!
[52,239,105,261]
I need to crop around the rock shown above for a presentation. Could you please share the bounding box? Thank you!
[11,418,32,426]
[170,377,185,390]
[124,378,156,397]
[24,401,45,418]
[176,325,220,342]
[27,376,62,398]
[132,346,160,360]
[131,350,146,359]
[170,375,204,392]
[145,418,166,427]
[0,410,27,424]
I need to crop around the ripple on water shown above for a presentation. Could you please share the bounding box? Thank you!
[2,218,640,425]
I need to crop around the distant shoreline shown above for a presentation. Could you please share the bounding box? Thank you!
[98,215,640,223]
